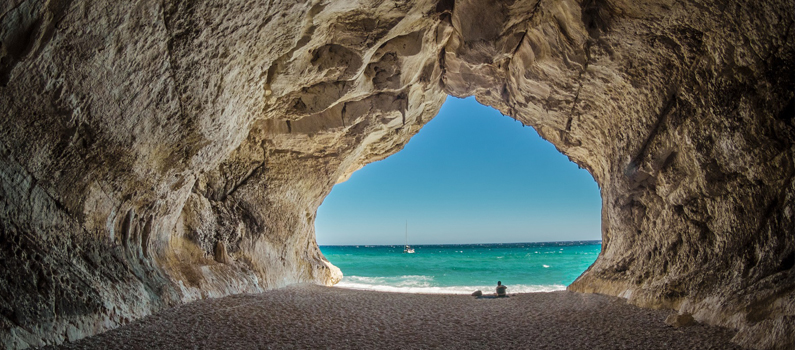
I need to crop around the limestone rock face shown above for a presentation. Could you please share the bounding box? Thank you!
[0,0,792,349]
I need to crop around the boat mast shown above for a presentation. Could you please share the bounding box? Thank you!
[405,220,408,247]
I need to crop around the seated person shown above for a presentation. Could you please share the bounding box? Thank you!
[496,281,507,297]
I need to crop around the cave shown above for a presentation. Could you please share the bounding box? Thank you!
[0,0,793,349]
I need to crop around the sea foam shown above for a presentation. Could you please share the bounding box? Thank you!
[336,275,566,294]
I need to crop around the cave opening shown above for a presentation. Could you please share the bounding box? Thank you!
[315,96,602,293]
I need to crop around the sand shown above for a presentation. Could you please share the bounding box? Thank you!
[51,285,743,349]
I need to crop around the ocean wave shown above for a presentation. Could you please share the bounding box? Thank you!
[342,275,434,288]
[334,277,566,294]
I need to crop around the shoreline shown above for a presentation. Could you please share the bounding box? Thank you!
[52,284,743,349]
[331,281,568,295]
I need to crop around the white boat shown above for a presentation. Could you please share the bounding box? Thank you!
[404,221,415,254]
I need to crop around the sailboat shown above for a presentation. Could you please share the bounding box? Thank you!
[403,221,415,254]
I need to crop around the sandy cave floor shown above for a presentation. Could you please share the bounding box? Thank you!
[50,285,744,349]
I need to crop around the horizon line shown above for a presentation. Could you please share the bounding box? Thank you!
[318,239,603,247]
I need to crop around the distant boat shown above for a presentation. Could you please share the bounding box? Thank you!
[404,221,415,254]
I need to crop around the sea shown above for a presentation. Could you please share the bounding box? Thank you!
[319,240,601,294]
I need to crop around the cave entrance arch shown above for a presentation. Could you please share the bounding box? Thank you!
[314,96,602,292]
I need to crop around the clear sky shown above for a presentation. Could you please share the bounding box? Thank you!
[315,96,602,246]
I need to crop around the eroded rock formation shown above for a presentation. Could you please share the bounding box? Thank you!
[0,0,792,348]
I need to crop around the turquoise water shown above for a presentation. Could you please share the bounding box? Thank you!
[319,241,601,294]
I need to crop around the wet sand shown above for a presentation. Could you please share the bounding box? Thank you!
[54,285,743,349]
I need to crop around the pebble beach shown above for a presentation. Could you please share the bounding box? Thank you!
[53,284,743,349]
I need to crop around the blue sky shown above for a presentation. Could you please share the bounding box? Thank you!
[315,96,602,245]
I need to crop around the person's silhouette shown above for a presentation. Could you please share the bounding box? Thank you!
[496,281,507,297]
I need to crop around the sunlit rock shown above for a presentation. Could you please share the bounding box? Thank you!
[665,312,696,328]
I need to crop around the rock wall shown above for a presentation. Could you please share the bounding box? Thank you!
[0,0,792,349]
